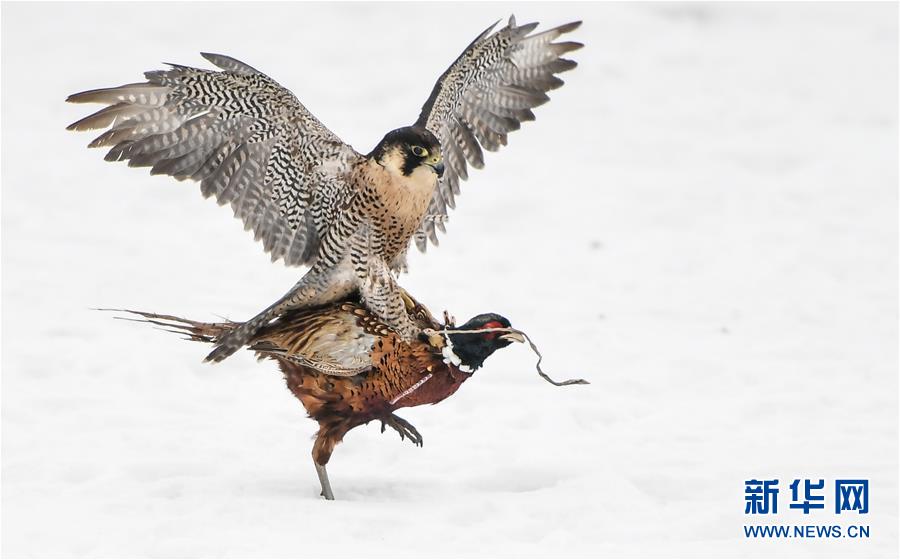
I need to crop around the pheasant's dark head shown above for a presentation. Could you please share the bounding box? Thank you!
[441,314,523,373]
[369,125,444,178]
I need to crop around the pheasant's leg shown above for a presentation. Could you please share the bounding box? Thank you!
[359,259,421,341]
[380,414,424,447]
[312,428,344,500]
[314,461,335,501]
[204,265,356,362]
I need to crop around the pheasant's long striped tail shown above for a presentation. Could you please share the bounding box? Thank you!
[103,309,235,345]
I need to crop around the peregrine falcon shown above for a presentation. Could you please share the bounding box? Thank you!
[67,16,582,362]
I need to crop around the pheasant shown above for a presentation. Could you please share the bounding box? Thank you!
[67,16,582,362]
[119,292,523,500]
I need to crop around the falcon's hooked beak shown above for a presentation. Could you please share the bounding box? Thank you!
[499,332,526,344]
[427,160,445,178]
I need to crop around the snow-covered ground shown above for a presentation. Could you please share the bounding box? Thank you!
[2,2,897,557]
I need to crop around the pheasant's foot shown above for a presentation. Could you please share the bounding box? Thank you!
[380,414,423,447]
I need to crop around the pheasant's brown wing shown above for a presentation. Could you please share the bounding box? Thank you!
[249,305,377,376]
[412,16,582,252]
[249,302,439,377]
[67,53,360,267]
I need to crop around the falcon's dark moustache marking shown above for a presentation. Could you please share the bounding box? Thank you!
[401,149,422,177]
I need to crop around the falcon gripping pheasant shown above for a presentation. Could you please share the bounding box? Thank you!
[67,16,582,362]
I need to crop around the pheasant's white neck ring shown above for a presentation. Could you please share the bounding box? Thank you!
[440,330,474,373]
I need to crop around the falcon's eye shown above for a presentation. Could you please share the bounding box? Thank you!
[410,145,428,157]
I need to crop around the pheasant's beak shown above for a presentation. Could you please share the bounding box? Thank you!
[499,332,526,344]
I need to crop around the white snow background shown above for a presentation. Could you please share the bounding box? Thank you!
[2,2,897,558]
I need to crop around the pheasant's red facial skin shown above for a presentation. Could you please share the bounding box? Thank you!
[480,320,505,340]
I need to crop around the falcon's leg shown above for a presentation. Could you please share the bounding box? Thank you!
[358,258,421,340]
[380,414,424,447]
[204,264,356,362]
[204,298,287,362]
[314,461,335,501]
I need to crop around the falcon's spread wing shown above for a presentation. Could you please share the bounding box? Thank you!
[413,16,582,251]
[67,53,359,267]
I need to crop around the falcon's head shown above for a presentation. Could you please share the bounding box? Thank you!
[370,126,444,179]
[439,313,524,373]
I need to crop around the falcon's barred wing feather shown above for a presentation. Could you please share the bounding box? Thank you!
[67,53,360,267]
[413,16,582,251]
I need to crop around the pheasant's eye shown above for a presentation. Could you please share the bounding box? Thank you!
[481,320,504,340]
[411,145,428,157]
